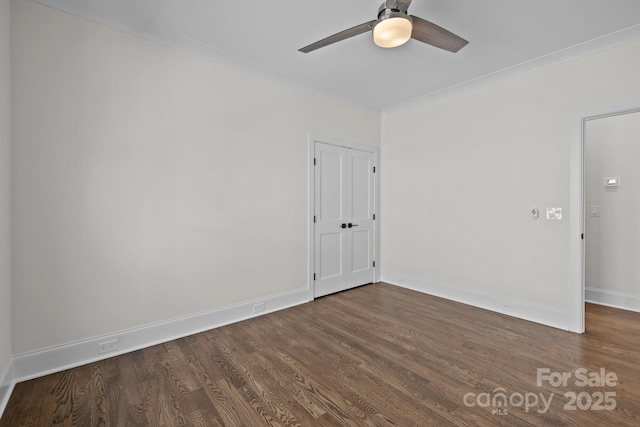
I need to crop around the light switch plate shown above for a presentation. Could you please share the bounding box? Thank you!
[603,177,620,187]
[546,207,563,220]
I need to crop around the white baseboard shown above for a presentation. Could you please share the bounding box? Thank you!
[586,287,640,313]
[13,288,309,382]
[0,357,15,420]
[381,270,571,331]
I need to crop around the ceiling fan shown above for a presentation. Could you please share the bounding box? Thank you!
[299,0,468,53]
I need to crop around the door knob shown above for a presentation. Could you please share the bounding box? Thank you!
[340,223,347,228]
[348,223,358,228]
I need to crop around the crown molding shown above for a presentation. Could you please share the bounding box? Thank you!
[385,24,640,112]
[29,1,640,114]
[31,0,380,115]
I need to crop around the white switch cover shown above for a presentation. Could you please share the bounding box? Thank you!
[546,207,563,220]
[603,177,620,187]
[590,206,600,217]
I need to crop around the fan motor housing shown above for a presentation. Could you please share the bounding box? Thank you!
[376,8,412,25]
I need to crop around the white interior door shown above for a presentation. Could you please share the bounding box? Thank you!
[347,148,375,287]
[314,141,375,298]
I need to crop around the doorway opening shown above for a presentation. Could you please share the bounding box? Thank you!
[569,99,640,333]
[584,111,640,311]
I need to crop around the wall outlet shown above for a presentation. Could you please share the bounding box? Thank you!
[98,339,118,354]
[253,302,265,313]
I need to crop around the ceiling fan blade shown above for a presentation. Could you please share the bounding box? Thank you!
[385,0,412,12]
[409,15,468,53]
[299,20,376,53]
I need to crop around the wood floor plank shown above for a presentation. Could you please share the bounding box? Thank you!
[3,282,640,426]
[274,311,454,424]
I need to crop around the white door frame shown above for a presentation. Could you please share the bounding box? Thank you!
[308,134,380,301]
[569,98,640,333]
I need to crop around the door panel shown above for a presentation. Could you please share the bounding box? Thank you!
[350,154,373,220]
[351,229,371,272]
[347,149,375,287]
[318,149,343,221]
[315,143,347,296]
[314,142,375,298]
[319,232,343,279]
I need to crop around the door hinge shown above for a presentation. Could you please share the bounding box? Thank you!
[373,261,376,267]
[314,215,316,223]
[581,233,584,240]
[313,273,316,281]
[313,158,316,166]
[373,213,376,220]
[373,166,376,173]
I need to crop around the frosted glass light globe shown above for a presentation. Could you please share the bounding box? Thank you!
[373,16,412,48]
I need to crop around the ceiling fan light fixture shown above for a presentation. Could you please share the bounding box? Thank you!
[373,12,413,48]
[298,2,468,54]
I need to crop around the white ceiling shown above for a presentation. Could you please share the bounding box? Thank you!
[35,0,640,109]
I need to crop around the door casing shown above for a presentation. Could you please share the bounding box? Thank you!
[569,98,640,333]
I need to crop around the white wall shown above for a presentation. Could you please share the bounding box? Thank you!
[381,39,640,327]
[0,0,13,391]
[585,112,640,307]
[11,0,380,355]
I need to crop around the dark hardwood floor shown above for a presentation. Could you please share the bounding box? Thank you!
[2,282,640,426]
